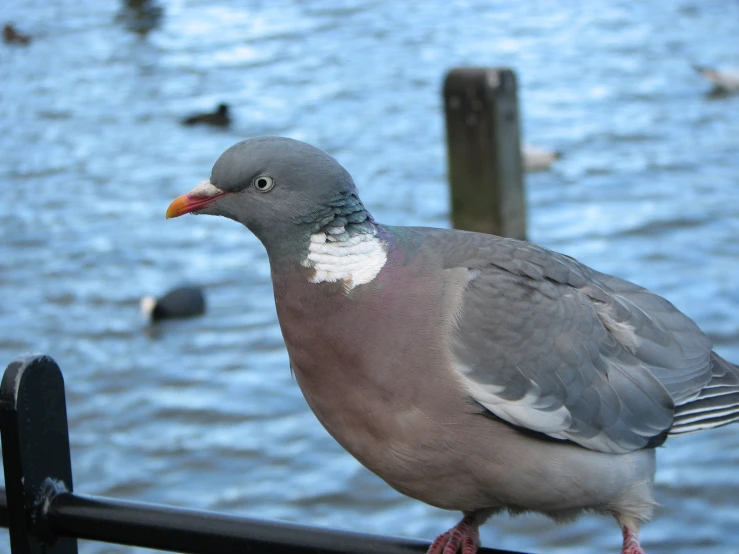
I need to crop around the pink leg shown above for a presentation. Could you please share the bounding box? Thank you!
[461,532,479,554]
[427,530,452,554]
[621,525,645,554]
[427,514,481,554]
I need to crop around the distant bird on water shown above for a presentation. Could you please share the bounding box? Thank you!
[522,144,561,172]
[182,103,231,127]
[692,64,739,94]
[3,24,31,45]
[166,136,739,554]
[116,0,164,36]
[140,285,206,322]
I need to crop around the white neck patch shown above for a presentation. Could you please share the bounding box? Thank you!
[301,227,387,290]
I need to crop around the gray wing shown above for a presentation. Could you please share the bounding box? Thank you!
[417,228,714,454]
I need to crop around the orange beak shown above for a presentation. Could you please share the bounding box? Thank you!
[166,192,227,219]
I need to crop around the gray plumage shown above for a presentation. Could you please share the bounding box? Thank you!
[167,137,739,554]
[428,230,738,454]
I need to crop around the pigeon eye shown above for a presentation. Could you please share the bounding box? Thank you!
[253,175,275,192]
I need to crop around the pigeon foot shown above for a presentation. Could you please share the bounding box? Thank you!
[427,514,480,554]
[621,526,645,554]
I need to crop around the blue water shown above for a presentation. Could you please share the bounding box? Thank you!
[1,1,738,553]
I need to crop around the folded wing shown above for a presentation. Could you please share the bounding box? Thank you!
[418,229,727,454]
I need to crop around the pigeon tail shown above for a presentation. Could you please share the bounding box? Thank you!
[670,353,739,434]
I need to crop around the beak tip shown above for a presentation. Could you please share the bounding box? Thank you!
[166,188,225,220]
[165,195,189,219]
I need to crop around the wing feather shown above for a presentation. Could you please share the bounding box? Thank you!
[413,228,721,454]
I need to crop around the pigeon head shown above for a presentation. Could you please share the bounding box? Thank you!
[167,137,370,256]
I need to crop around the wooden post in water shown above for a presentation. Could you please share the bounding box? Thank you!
[443,68,526,240]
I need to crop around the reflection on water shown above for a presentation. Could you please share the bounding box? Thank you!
[1,1,738,553]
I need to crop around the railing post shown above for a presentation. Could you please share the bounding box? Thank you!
[443,67,526,240]
[0,355,78,554]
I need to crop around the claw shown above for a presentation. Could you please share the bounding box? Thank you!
[427,514,481,554]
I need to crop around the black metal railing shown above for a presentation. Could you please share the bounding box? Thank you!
[0,355,523,554]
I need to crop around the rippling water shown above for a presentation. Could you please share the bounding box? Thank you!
[1,1,738,553]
